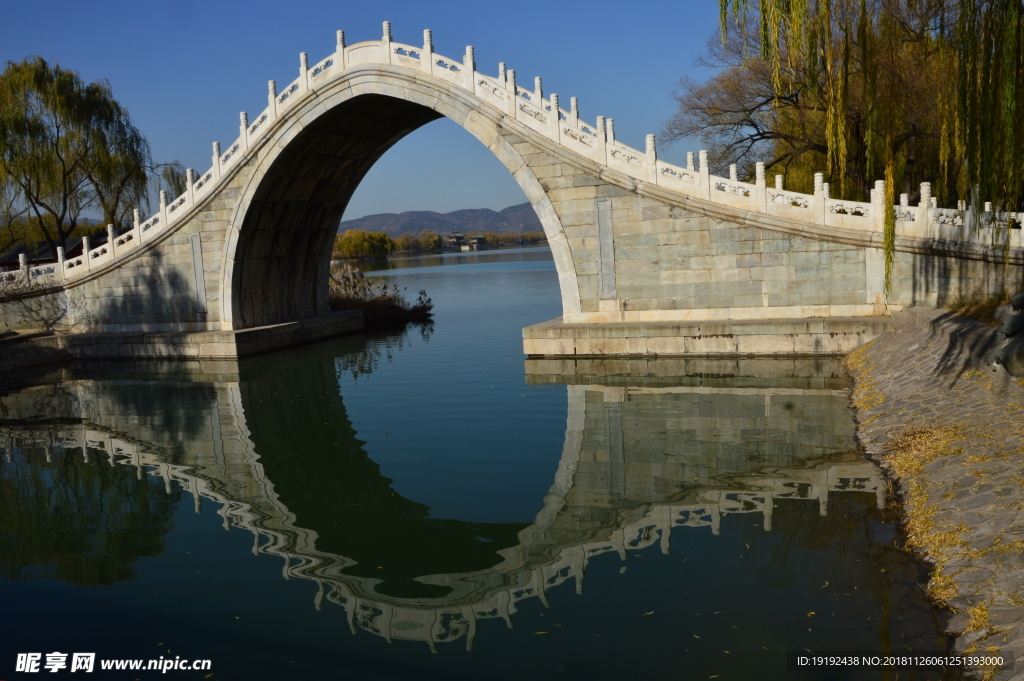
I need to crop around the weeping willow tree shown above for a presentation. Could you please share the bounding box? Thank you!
[705,0,1023,295]
[955,1,1024,215]
[0,57,150,255]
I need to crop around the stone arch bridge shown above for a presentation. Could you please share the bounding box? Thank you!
[1,22,1021,358]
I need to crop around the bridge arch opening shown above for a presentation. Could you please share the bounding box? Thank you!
[222,80,577,330]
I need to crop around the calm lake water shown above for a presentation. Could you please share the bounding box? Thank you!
[1,247,954,680]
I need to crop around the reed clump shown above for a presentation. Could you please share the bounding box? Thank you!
[329,267,432,329]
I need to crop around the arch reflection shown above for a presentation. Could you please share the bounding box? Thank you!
[1,349,891,651]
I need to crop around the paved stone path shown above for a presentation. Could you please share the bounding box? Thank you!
[850,313,1024,680]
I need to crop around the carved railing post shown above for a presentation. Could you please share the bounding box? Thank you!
[687,151,695,171]
[606,117,615,143]
[56,247,65,279]
[186,168,196,205]
[422,29,433,74]
[129,207,141,248]
[698,150,710,200]
[300,52,309,89]
[775,174,783,190]
[268,80,277,120]
[463,45,475,90]
[507,69,517,117]
[570,96,579,127]
[595,116,607,165]
[872,180,885,234]
[239,112,249,150]
[755,162,767,212]
[159,190,168,232]
[18,253,28,280]
[813,172,825,225]
[212,142,222,181]
[107,224,116,258]
[919,182,933,237]
[336,30,346,69]
[550,93,561,142]
[534,76,542,103]
[382,21,392,64]
[81,237,91,271]
[646,134,657,184]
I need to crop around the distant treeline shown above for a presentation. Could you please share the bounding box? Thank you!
[332,229,546,259]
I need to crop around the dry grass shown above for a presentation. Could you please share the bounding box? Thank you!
[885,426,966,478]
[966,603,992,632]
[844,342,888,414]
[946,292,1009,327]
[843,340,875,373]
[880,426,970,604]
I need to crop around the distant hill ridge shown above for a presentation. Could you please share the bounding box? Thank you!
[339,202,542,237]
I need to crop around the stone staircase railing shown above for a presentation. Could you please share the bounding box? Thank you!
[3,21,1020,291]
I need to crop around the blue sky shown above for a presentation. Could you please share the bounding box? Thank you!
[1,1,722,220]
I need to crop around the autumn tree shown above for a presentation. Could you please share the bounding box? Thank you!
[666,3,957,203]
[333,229,396,259]
[418,229,443,251]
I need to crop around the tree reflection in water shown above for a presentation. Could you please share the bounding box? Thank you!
[0,425,180,586]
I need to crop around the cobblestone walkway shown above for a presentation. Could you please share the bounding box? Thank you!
[850,315,1024,680]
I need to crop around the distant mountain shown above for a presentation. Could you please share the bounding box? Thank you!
[339,202,543,237]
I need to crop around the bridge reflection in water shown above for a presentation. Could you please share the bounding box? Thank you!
[2,347,903,653]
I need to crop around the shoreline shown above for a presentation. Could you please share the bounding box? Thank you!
[846,311,1024,680]
[329,242,549,265]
